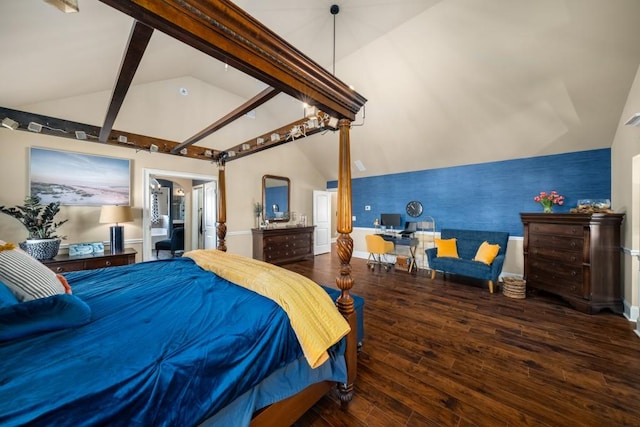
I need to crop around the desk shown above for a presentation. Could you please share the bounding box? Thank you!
[382,235,419,273]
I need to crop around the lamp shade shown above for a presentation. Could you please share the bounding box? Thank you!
[99,205,133,224]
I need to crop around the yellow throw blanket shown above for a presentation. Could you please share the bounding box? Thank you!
[184,249,351,369]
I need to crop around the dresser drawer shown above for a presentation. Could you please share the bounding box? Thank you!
[528,263,584,297]
[264,235,291,245]
[528,234,583,252]
[529,246,582,264]
[529,222,583,237]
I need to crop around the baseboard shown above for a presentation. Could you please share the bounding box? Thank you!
[623,300,639,322]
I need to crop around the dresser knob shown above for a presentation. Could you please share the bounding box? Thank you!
[105,261,112,266]
[571,270,576,276]
[570,242,576,248]
[56,267,64,273]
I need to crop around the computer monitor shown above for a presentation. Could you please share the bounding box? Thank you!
[380,213,402,228]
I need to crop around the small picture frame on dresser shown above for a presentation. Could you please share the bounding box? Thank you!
[69,242,104,256]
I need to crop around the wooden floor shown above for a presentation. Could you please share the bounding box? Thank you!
[284,248,640,427]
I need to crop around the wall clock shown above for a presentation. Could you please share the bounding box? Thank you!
[406,200,423,217]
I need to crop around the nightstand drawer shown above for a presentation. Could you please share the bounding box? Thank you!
[47,261,86,273]
[84,257,129,269]
[42,248,136,273]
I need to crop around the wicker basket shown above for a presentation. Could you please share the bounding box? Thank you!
[502,277,526,299]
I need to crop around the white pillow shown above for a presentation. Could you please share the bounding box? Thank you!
[0,241,66,302]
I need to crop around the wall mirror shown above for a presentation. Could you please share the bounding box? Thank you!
[263,175,290,222]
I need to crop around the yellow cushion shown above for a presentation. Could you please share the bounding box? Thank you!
[435,238,459,258]
[474,241,501,265]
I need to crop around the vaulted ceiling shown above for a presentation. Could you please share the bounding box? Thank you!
[2,0,640,180]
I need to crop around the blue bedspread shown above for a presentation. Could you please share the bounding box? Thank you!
[0,257,338,426]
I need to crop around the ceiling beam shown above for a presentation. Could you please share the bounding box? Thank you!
[171,86,280,154]
[99,20,154,143]
[98,0,366,121]
[1,106,218,161]
[1,106,334,163]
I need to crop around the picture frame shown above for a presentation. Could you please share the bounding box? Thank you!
[29,147,130,206]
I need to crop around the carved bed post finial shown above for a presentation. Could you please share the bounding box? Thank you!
[217,156,227,252]
[335,118,356,402]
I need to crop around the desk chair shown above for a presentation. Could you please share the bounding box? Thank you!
[365,234,395,271]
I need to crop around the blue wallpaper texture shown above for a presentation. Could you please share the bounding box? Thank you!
[328,149,611,237]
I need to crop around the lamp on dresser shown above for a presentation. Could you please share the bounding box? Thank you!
[99,205,133,254]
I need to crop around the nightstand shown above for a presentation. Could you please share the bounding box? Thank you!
[42,248,137,273]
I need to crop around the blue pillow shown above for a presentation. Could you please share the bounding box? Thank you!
[0,294,91,341]
[0,281,18,309]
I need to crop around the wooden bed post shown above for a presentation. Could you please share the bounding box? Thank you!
[217,157,227,252]
[335,118,357,403]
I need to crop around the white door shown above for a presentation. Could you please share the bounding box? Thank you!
[191,186,204,249]
[313,190,332,255]
[203,181,217,249]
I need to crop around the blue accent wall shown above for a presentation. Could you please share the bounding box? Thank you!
[328,149,611,237]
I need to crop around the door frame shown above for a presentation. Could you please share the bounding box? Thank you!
[143,168,217,261]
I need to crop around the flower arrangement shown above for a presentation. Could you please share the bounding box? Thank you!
[534,191,564,213]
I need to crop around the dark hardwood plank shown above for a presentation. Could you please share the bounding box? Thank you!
[287,246,640,427]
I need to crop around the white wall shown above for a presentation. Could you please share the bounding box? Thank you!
[0,77,327,259]
[611,64,640,322]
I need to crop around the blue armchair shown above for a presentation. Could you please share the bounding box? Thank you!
[426,229,509,293]
[155,226,185,257]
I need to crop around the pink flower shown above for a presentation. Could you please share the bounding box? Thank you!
[533,190,565,209]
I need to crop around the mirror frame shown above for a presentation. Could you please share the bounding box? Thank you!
[262,175,290,222]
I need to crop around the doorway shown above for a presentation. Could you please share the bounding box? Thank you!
[143,169,217,262]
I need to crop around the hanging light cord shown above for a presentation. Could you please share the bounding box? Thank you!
[330,4,340,76]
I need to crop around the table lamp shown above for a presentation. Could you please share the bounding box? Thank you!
[99,205,133,253]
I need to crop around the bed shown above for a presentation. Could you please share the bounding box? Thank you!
[0,251,353,426]
[0,0,366,425]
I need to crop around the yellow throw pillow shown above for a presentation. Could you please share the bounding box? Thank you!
[435,238,459,258]
[474,241,500,265]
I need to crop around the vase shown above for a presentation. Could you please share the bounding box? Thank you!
[255,215,261,229]
[543,205,553,213]
[19,238,61,260]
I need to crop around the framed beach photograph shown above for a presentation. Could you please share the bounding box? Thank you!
[29,147,130,206]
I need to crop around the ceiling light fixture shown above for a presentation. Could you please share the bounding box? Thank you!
[625,113,640,127]
[304,105,318,118]
[1,118,19,130]
[28,122,43,133]
[44,0,79,13]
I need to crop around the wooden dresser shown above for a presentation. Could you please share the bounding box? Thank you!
[520,213,624,314]
[42,248,137,273]
[252,226,315,265]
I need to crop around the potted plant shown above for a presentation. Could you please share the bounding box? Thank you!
[0,195,68,260]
